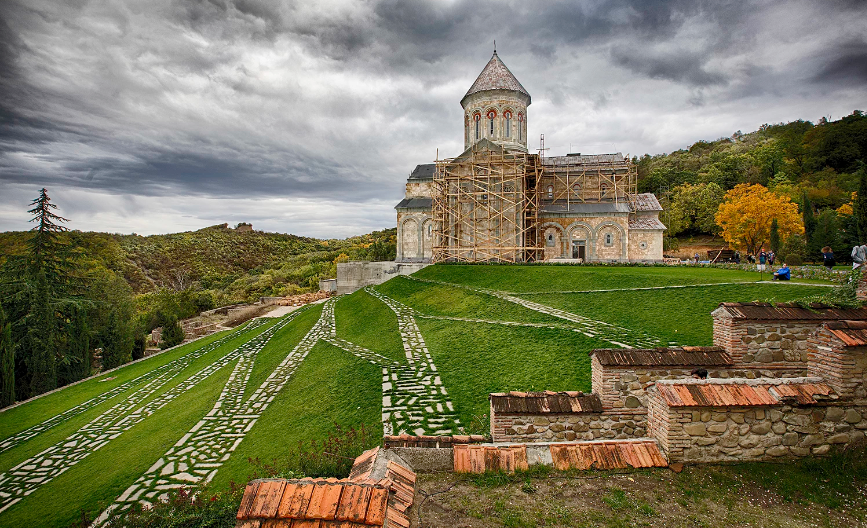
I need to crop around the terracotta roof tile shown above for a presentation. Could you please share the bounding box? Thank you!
[452,445,529,474]
[347,447,378,482]
[364,488,388,526]
[654,379,836,407]
[549,440,667,470]
[826,320,867,346]
[260,520,292,528]
[237,521,262,528]
[238,481,262,520]
[591,347,732,367]
[714,302,867,321]
[490,391,602,414]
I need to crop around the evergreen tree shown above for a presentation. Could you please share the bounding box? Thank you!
[68,307,91,382]
[0,306,14,408]
[856,168,867,242]
[802,192,817,245]
[769,218,780,254]
[160,318,185,350]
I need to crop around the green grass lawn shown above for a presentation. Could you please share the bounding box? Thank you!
[523,283,831,345]
[334,289,406,363]
[417,318,609,429]
[375,276,564,324]
[413,264,837,292]
[210,341,382,490]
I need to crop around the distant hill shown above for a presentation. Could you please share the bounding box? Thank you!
[0,225,396,302]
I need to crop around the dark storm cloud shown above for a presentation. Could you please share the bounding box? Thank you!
[0,0,865,236]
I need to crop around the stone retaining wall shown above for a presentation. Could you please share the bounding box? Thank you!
[648,393,867,463]
[491,412,647,443]
[711,317,812,374]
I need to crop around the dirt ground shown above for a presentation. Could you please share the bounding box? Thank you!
[667,235,731,261]
[413,466,866,528]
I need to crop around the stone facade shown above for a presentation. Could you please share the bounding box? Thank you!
[492,412,647,442]
[648,391,867,463]
[394,50,665,264]
[713,314,813,375]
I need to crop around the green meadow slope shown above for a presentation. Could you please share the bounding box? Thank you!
[0,265,841,526]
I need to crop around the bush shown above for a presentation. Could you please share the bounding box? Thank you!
[132,335,146,360]
[160,318,185,350]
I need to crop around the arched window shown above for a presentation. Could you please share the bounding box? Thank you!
[465,115,469,143]
[601,183,609,196]
[473,113,481,140]
[547,185,554,199]
[546,233,555,247]
[487,110,496,136]
[504,110,512,138]
[572,183,581,196]
[428,224,433,237]
[518,113,523,141]
[605,233,613,246]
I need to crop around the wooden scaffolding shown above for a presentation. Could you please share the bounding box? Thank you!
[537,154,636,207]
[433,145,542,263]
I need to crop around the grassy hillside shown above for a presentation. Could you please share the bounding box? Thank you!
[0,264,852,527]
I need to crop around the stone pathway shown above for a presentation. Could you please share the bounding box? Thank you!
[405,276,664,348]
[0,318,281,514]
[0,319,269,455]
[97,310,308,520]
[363,288,461,436]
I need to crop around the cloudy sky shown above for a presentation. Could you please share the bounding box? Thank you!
[1,0,865,238]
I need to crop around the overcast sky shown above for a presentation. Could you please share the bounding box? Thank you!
[1,0,865,238]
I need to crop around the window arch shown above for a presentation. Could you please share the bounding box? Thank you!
[487,109,496,137]
[518,113,524,141]
[572,183,581,196]
[601,183,609,196]
[503,110,512,138]
[547,185,554,199]
[473,112,481,140]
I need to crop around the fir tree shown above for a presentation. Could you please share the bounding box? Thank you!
[0,305,14,408]
[769,218,780,254]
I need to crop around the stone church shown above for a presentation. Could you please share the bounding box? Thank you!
[395,51,665,263]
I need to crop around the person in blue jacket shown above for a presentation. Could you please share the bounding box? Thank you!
[773,263,791,281]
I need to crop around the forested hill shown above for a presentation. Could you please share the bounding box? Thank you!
[636,111,867,209]
[0,225,396,302]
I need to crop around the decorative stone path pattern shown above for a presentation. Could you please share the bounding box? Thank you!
[98,310,307,520]
[0,319,269,454]
[405,276,664,348]
[363,288,461,436]
[0,317,280,514]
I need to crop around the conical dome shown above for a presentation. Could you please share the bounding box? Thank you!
[462,52,531,104]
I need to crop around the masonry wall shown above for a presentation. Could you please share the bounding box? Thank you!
[626,229,663,262]
[491,412,647,443]
[649,397,867,463]
[591,357,799,413]
[336,261,429,295]
[712,316,812,375]
[808,330,867,399]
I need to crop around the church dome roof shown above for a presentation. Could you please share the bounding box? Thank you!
[462,51,530,104]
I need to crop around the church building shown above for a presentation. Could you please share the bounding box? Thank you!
[395,51,665,263]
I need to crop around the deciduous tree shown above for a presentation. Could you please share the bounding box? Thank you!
[715,184,804,255]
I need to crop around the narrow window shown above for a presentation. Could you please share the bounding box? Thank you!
[518,113,523,141]
[547,233,555,247]
[474,113,480,140]
[605,233,613,246]
[573,183,581,196]
[428,224,432,237]
[504,111,512,138]
[487,110,496,136]
[547,185,554,199]
[601,183,609,195]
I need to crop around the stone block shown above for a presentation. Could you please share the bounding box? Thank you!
[750,422,772,435]
[790,447,810,456]
[719,434,740,448]
[783,414,811,427]
[707,423,728,434]
[712,413,728,422]
[700,411,712,422]
[844,409,862,424]
[549,423,565,432]
[782,432,799,446]
[755,409,765,420]
[684,423,707,436]
[739,436,761,449]
[825,407,845,422]
[739,423,751,435]
[731,413,745,424]
[755,350,773,362]
[695,437,717,446]
[743,447,767,458]
[799,433,824,446]
[812,445,831,455]
[766,445,789,457]
[769,410,783,422]
[827,433,850,444]
[564,431,577,441]
[772,422,787,434]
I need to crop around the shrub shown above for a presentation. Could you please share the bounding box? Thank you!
[297,423,374,478]
[132,334,146,360]
[160,318,184,350]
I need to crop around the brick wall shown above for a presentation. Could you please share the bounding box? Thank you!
[808,329,867,399]
[491,412,647,443]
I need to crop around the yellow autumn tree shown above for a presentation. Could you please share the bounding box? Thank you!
[715,184,803,255]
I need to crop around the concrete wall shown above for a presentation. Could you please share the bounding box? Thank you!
[336,261,429,295]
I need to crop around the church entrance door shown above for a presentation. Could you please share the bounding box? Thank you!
[572,240,586,260]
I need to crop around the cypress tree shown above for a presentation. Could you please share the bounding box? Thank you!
[802,192,817,244]
[0,305,14,408]
[769,218,780,254]
[160,318,185,350]
[69,307,91,381]
[856,168,867,242]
